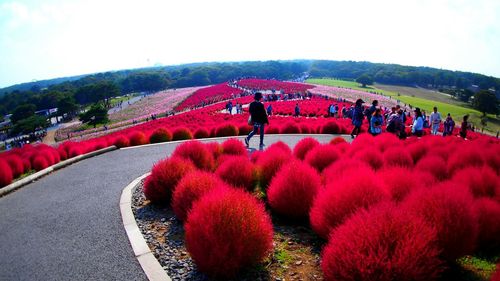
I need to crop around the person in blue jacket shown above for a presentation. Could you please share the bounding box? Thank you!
[370,108,384,136]
[350,99,365,138]
[412,107,424,137]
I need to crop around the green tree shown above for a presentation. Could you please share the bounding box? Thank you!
[11,115,49,135]
[57,96,78,119]
[79,104,109,127]
[356,74,373,87]
[472,90,499,116]
[11,104,37,123]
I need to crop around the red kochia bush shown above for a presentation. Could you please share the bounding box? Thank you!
[257,147,292,188]
[129,131,148,146]
[149,127,172,143]
[447,147,484,176]
[32,155,49,171]
[185,188,273,279]
[321,121,341,134]
[310,171,389,239]
[5,155,24,178]
[474,198,500,251]
[321,203,443,281]
[293,137,320,160]
[68,146,84,158]
[415,155,448,181]
[215,123,239,137]
[281,122,301,134]
[172,140,214,171]
[267,141,293,155]
[0,159,13,187]
[384,147,414,168]
[113,135,130,148]
[268,161,322,219]
[305,144,340,172]
[321,158,373,183]
[193,128,210,139]
[143,157,195,204]
[403,183,478,261]
[216,156,256,191]
[206,142,223,160]
[491,264,500,281]
[451,166,499,198]
[353,148,384,170]
[172,171,228,221]
[221,138,247,156]
[379,167,436,201]
[172,127,193,140]
[329,137,347,145]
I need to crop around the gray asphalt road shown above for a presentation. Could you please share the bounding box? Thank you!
[0,135,343,281]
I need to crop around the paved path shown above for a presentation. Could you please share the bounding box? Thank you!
[0,135,343,281]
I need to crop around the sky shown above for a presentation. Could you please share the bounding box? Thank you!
[0,0,499,88]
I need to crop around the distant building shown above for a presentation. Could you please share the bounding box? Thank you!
[467,85,480,94]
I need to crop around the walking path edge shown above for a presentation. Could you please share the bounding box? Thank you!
[120,172,172,281]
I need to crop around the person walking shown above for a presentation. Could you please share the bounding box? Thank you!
[459,114,470,139]
[365,100,378,133]
[370,108,384,136]
[350,99,365,138]
[294,103,300,117]
[429,106,442,135]
[443,113,455,136]
[266,104,273,116]
[412,107,424,137]
[245,92,269,150]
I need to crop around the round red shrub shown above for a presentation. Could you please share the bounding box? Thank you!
[238,124,253,135]
[206,142,223,160]
[491,264,500,281]
[268,161,322,219]
[257,147,292,188]
[353,148,384,170]
[322,202,443,281]
[149,127,172,143]
[185,188,273,279]
[451,166,499,198]
[379,167,435,201]
[0,159,13,187]
[293,137,320,160]
[193,128,210,139]
[172,127,193,140]
[57,146,68,160]
[374,133,403,153]
[267,141,292,155]
[113,135,130,148]
[310,171,389,239]
[143,157,195,204]
[281,122,301,134]
[5,155,24,178]
[216,156,256,191]
[266,126,280,134]
[172,140,214,171]
[321,158,373,183]
[447,147,484,176]
[172,171,228,221]
[68,146,84,158]
[305,144,341,172]
[32,155,49,171]
[402,183,478,261]
[321,121,341,134]
[329,136,347,145]
[21,158,31,173]
[221,138,247,156]
[300,124,311,134]
[384,147,414,168]
[408,141,429,163]
[474,198,500,251]
[129,131,148,146]
[415,155,448,181]
[215,123,239,137]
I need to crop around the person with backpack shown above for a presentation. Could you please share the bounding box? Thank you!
[245,92,269,150]
[350,99,365,138]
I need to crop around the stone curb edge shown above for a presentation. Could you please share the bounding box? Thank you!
[120,133,349,150]
[0,145,118,197]
[120,172,172,281]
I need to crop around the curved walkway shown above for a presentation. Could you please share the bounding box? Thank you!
[0,135,343,281]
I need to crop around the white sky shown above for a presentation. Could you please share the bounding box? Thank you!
[0,0,499,88]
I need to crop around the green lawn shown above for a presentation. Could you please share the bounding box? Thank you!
[307,78,499,134]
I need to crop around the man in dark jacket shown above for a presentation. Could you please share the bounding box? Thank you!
[245,92,269,150]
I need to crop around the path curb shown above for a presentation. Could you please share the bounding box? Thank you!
[0,145,118,197]
[120,173,171,281]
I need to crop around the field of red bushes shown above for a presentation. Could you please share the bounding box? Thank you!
[140,135,500,280]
